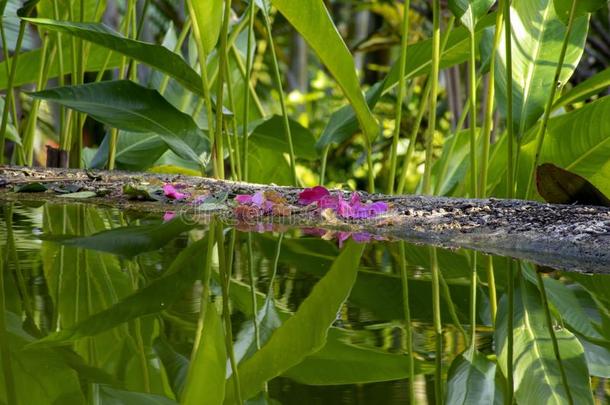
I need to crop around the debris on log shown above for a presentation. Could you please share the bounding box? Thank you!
[1,165,609,273]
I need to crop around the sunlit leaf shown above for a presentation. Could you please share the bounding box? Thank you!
[445,347,497,404]
[554,0,609,24]
[186,0,223,54]
[448,0,494,31]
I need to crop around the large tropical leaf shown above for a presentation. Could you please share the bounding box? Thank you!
[185,0,223,55]
[22,18,203,96]
[553,67,610,109]
[249,115,318,160]
[495,0,588,138]
[270,0,379,141]
[554,0,609,24]
[495,278,594,405]
[445,347,497,404]
[29,80,209,166]
[224,242,365,403]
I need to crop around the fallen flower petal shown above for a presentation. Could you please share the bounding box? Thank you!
[163,184,188,200]
[235,194,253,204]
[163,211,176,222]
[299,186,330,205]
[251,191,265,207]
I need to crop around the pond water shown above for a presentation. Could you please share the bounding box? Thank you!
[2,201,610,404]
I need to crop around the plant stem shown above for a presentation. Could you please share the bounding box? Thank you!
[478,8,504,198]
[262,12,298,186]
[387,0,411,195]
[485,255,497,326]
[0,21,26,164]
[158,18,192,95]
[242,2,256,181]
[399,243,415,404]
[525,0,578,198]
[422,0,441,195]
[397,17,455,195]
[467,32,478,198]
[469,252,478,348]
[506,258,514,403]
[504,0,515,199]
[222,42,243,180]
[212,0,235,181]
[319,145,330,186]
[191,229,216,354]
[216,224,242,404]
[535,271,574,405]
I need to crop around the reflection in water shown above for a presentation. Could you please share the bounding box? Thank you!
[1,201,609,404]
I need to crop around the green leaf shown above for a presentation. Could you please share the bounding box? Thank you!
[42,218,194,257]
[22,18,204,96]
[247,143,292,186]
[97,386,177,405]
[250,116,318,160]
[554,67,610,109]
[554,0,609,24]
[536,163,610,206]
[495,278,594,405]
[29,80,209,166]
[283,328,427,385]
[182,303,226,405]
[270,0,379,141]
[186,0,223,54]
[448,0,494,31]
[30,238,206,347]
[495,0,588,138]
[224,242,365,403]
[57,191,98,199]
[154,338,190,399]
[445,347,497,404]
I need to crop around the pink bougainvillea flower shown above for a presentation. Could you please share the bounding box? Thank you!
[163,184,188,200]
[298,186,330,205]
[235,194,253,204]
[163,211,176,222]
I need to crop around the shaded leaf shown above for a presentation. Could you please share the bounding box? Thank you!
[97,386,177,405]
[250,115,318,160]
[536,163,610,206]
[29,80,209,166]
[445,347,497,404]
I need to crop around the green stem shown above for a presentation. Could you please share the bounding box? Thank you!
[422,0,441,195]
[399,243,415,404]
[535,271,574,405]
[319,145,330,186]
[262,12,298,186]
[485,255,497,326]
[467,31,478,198]
[430,247,443,401]
[222,42,242,180]
[478,8,504,198]
[504,0,515,199]
[52,0,68,158]
[242,0,256,182]
[216,224,243,404]
[0,19,19,140]
[191,229,216,355]
[506,258,514,403]
[0,21,26,164]
[397,17,455,195]
[469,252,477,348]
[387,0,411,195]
[525,0,578,199]
[158,18,192,95]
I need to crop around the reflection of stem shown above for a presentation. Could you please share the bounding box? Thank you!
[485,255,497,326]
[429,247,443,401]
[399,243,415,404]
[217,224,242,404]
[5,206,34,320]
[246,233,260,350]
[0,243,17,405]
[469,252,477,348]
[191,228,216,353]
[525,0,578,198]
[536,271,574,405]
[506,258,514,403]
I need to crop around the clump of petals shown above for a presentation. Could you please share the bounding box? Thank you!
[163,184,188,200]
[298,186,330,205]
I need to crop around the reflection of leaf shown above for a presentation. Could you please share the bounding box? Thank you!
[154,338,190,399]
[224,242,365,403]
[495,278,594,405]
[42,218,194,257]
[445,347,497,404]
[284,328,428,385]
[97,385,177,404]
[31,238,207,346]
[536,163,610,206]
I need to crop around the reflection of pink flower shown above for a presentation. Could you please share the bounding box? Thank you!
[298,186,330,205]
[163,184,188,200]
[163,211,176,222]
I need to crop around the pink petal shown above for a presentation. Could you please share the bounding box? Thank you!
[163,211,176,222]
[349,192,362,209]
[298,186,330,205]
[318,195,339,210]
[163,184,188,200]
[235,194,253,204]
[337,198,354,218]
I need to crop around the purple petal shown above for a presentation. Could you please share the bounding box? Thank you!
[318,195,339,210]
[251,191,265,207]
[298,186,330,205]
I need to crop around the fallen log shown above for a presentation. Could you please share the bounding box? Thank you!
[1,165,609,273]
